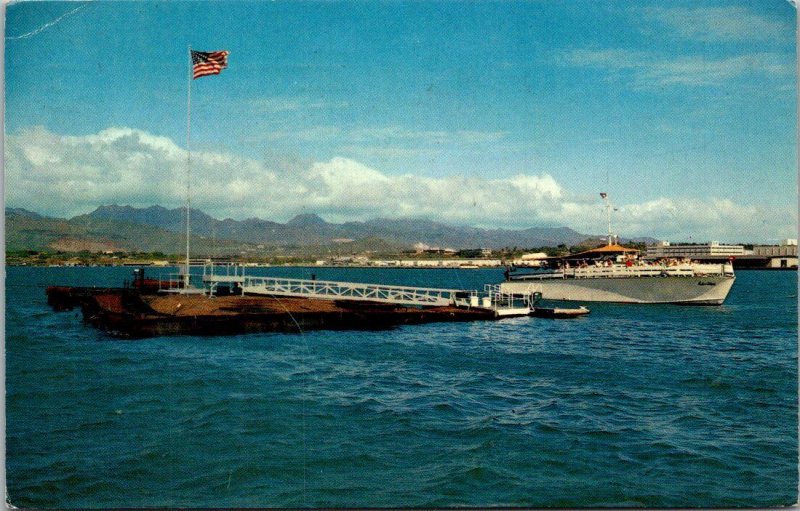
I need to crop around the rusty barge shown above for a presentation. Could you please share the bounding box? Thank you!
[46,287,500,338]
[45,266,589,339]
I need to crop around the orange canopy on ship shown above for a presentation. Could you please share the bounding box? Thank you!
[582,244,639,254]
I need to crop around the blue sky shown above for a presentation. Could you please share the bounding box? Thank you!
[4,0,797,242]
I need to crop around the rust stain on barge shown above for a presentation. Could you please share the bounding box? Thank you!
[46,286,498,339]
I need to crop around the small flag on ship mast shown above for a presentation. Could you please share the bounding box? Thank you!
[191,50,230,79]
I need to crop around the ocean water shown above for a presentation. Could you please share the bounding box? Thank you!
[5,266,798,508]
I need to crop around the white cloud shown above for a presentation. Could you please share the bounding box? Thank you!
[262,126,342,142]
[641,6,791,42]
[261,125,509,145]
[561,48,793,89]
[619,198,795,242]
[345,127,509,144]
[251,96,349,113]
[559,5,794,92]
[258,125,512,162]
[640,53,791,87]
[4,126,794,242]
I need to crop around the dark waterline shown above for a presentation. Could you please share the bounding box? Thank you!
[6,267,798,507]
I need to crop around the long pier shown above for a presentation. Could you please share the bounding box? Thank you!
[239,276,463,307]
[199,268,535,313]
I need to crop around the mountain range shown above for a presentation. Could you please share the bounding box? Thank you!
[7,204,637,255]
[6,207,251,254]
[86,204,594,248]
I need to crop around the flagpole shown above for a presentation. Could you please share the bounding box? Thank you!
[607,196,611,245]
[185,44,192,288]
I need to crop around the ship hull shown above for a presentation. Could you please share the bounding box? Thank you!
[500,275,735,305]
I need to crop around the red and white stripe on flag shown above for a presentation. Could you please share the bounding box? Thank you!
[191,50,230,79]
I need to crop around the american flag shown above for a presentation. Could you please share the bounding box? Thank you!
[191,50,229,79]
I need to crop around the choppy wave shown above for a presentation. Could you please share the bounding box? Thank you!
[5,267,798,508]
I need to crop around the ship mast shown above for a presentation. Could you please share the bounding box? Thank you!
[601,192,613,246]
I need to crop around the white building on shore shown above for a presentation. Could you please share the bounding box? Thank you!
[751,240,797,268]
[645,241,746,259]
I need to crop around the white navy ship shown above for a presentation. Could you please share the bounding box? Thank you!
[499,193,736,305]
[500,244,735,305]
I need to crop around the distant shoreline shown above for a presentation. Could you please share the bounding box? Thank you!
[5,263,796,271]
[6,263,506,269]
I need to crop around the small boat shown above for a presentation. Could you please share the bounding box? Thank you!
[531,305,590,319]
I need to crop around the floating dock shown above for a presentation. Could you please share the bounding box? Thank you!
[47,289,501,338]
[45,267,588,339]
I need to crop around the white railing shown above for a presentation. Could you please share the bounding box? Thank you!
[483,284,522,308]
[241,276,463,307]
[169,266,537,315]
[157,261,247,294]
[568,265,693,278]
[481,284,536,316]
[569,263,730,278]
[513,263,732,281]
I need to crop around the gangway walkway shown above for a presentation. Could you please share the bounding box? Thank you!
[199,265,536,313]
[239,276,464,307]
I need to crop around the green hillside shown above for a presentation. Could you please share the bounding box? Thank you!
[6,210,252,255]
